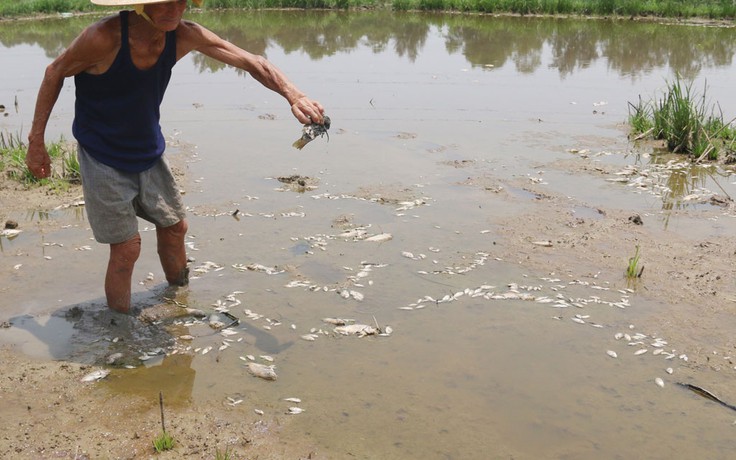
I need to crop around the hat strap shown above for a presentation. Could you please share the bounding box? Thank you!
[133,4,154,25]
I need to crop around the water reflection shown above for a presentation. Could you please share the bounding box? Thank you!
[1,11,735,78]
[106,353,195,407]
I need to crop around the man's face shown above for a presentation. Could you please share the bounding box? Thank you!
[145,0,187,31]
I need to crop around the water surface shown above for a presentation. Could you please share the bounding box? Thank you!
[2,11,736,459]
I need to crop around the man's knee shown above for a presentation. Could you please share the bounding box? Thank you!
[110,234,142,267]
[158,219,188,240]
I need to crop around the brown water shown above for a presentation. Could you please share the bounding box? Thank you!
[2,11,736,459]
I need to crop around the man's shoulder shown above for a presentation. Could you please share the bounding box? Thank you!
[81,15,121,47]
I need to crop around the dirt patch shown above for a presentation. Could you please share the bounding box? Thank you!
[484,164,736,370]
[0,346,317,459]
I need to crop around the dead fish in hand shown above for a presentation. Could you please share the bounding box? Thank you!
[293,115,331,150]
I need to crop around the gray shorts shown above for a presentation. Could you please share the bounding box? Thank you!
[78,146,186,244]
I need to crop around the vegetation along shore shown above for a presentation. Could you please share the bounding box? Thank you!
[1,0,736,19]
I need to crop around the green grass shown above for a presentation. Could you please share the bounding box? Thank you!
[0,130,80,189]
[152,430,175,453]
[628,76,736,161]
[1,0,735,18]
[215,446,237,460]
[625,245,642,279]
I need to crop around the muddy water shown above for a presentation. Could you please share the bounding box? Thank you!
[2,11,736,459]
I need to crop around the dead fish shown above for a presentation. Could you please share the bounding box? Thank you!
[0,229,22,238]
[287,406,305,415]
[106,352,124,365]
[677,382,736,413]
[292,115,331,150]
[322,317,354,326]
[185,308,207,318]
[364,233,393,243]
[246,362,277,381]
[80,369,110,383]
[334,324,379,337]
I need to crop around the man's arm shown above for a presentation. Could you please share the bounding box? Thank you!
[176,21,324,125]
[26,19,119,178]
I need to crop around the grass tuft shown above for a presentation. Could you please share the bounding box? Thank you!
[625,245,643,279]
[152,430,175,453]
[0,130,80,189]
[628,76,736,161]
[215,446,237,460]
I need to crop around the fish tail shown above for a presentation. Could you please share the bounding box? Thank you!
[292,138,308,150]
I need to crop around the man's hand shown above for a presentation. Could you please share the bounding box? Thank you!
[291,96,325,125]
[25,142,52,179]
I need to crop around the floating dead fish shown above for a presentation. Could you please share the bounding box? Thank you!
[246,362,277,381]
[287,406,305,415]
[293,115,331,150]
[655,377,665,388]
[334,324,379,337]
[284,397,302,403]
[301,334,319,341]
[606,350,618,358]
[80,369,110,383]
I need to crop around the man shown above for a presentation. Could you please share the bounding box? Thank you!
[25,0,325,314]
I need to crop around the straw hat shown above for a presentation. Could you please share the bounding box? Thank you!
[91,0,203,6]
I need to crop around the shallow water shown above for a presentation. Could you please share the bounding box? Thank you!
[2,11,736,459]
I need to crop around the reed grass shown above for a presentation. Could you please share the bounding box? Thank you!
[628,76,736,161]
[0,130,79,188]
[1,0,735,18]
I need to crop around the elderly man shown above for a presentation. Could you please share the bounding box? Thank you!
[25,0,325,313]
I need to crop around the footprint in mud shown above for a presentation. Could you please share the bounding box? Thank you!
[4,302,177,367]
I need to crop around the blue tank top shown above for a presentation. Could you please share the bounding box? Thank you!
[72,10,177,173]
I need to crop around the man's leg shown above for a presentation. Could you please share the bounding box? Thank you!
[156,219,189,286]
[106,233,142,313]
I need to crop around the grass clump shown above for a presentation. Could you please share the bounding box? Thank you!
[215,446,237,460]
[0,130,80,189]
[628,76,736,162]
[152,391,175,453]
[625,245,643,279]
[152,430,175,453]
